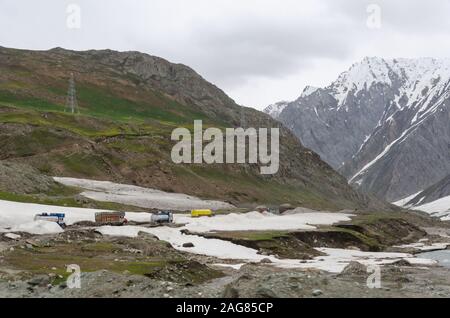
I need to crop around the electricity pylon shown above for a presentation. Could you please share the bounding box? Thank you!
[65,73,79,114]
[240,106,246,129]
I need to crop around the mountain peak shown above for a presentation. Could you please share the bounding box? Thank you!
[329,57,450,107]
[301,85,320,98]
[264,101,290,118]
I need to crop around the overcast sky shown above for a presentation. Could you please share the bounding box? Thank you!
[1,0,450,109]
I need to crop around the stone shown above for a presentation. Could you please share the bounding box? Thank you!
[339,261,367,276]
[28,275,51,287]
[392,259,412,267]
[260,258,273,264]
[182,243,195,248]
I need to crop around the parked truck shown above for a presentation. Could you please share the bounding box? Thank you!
[151,211,174,224]
[34,213,66,228]
[95,212,127,226]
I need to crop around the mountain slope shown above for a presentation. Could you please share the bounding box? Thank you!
[394,175,450,219]
[0,46,384,211]
[266,57,450,201]
[406,175,450,206]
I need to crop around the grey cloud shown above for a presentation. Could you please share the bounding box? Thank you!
[0,0,449,108]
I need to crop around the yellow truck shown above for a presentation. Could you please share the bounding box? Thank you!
[191,209,213,218]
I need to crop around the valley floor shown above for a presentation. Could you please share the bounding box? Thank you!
[1,177,450,298]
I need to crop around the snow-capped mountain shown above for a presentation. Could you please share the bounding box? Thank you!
[264,101,290,118]
[265,57,450,201]
[264,86,320,118]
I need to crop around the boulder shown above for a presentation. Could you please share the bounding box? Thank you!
[392,259,412,267]
[260,258,273,264]
[28,275,51,287]
[339,261,367,276]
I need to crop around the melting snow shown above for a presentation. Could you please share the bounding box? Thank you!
[97,225,436,273]
[394,192,450,220]
[0,178,439,274]
[173,211,353,232]
[54,177,235,211]
[0,199,150,233]
[393,191,423,207]
[393,242,450,251]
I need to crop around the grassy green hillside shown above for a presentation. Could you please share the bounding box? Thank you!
[0,46,391,211]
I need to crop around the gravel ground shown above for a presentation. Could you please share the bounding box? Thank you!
[2,226,450,298]
[2,262,450,298]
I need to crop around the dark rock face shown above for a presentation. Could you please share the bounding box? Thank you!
[266,57,450,201]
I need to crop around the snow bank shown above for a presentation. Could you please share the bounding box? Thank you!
[393,242,450,251]
[0,199,151,234]
[3,233,21,240]
[295,248,437,273]
[393,192,422,207]
[174,211,353,232]
[394,193,450,220]
[8,220,64,235]
[98,215,435,273]
[413,195,450,216]
[98,225,268,261]
[0,189,437,273]
[0,196,350,235]
[54,177,235,211]
[98,224,436,273]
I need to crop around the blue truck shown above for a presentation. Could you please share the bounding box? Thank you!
[34,213,66,228]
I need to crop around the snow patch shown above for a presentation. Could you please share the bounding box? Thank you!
[301,86,319,98]
[173,211,353,233]
[8,220,64,235]
[393,191,423,207]
[0,199,152,234]
[54,177,235,211]
[393,242,450,251]
[3,233,21,240]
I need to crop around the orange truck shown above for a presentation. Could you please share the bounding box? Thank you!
[95,212,127,226]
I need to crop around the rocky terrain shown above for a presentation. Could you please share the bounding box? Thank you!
[1,210,450,298]
[265,57,450,202]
